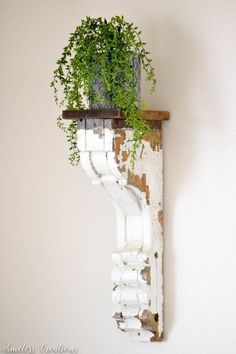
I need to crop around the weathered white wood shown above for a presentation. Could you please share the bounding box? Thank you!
[80,151,101,185]
[86,128,104,151]
[78,121,164,342]
[104,128,114,151]
[77,121,86,151]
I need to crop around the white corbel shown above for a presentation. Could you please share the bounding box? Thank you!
[64,109,169,342]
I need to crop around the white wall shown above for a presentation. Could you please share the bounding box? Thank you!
[0,0,236,353]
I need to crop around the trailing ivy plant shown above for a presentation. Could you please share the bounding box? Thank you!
[51,16,157,167]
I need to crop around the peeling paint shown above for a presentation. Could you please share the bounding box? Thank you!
[113,128,164,339]
[140,266,151,286]
[158,211,163,226]
[78,121,164,342]
[139,310,163,341]
[127,172,150,204]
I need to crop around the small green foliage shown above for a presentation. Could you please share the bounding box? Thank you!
[51,16,157,166]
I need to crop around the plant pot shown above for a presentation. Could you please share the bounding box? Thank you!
[89,54,141,109]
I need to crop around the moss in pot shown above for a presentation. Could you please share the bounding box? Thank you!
[51,16,157,167]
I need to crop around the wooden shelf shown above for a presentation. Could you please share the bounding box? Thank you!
[63,109,170,121]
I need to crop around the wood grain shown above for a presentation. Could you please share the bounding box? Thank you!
[63,109,170,121]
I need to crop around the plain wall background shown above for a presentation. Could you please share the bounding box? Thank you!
[1,0,236,353]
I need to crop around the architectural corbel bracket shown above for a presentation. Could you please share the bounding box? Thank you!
[63,109,170,342]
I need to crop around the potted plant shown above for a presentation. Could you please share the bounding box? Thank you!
[51,16,157,166]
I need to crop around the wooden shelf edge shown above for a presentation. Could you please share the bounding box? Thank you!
[62,109,170,121]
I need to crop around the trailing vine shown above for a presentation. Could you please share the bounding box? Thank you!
[51,16,157,167]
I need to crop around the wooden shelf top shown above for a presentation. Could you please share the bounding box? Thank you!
[63,109,170,121]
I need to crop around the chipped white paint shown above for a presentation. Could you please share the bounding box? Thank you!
[117,130,164,336]
[78,123,164,342]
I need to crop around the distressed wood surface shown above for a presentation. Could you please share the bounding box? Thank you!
[63,109,170,121]
[74,115,166,342]
[76,117,162,130]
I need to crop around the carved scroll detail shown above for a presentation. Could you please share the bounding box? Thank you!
[77,119,164,342]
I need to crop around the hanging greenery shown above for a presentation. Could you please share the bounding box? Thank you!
[51,16,157,167]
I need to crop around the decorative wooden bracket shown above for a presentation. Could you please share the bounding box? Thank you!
[63,109,170,342]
